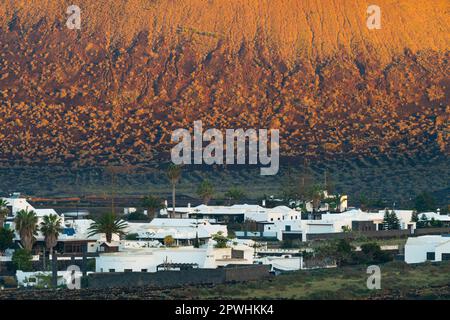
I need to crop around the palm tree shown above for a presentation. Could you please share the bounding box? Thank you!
[225,187,246,205]
[0,199,9,229]
[142,195,165,220]
[307,184,324,212]
[197,180,215,205]
[40,214,62,271]
[14,209,38,251]
[0,228,14,273]
[166,164,182,218]
[326,194,342,212]
[88,213,127,243]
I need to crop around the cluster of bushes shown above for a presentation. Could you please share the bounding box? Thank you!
[313,239,392,267]
[124,211,150,222]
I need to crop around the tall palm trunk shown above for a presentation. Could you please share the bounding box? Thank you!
[42,247,46,271]
[172,184,176,219]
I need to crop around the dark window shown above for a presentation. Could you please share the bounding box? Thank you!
[285,225,291,231]
[109,269,115,273]
[64,243,84,253]
[124,269,132,272]
[426,252,435,261]
[442,253,450,261]
[141,269,148,272]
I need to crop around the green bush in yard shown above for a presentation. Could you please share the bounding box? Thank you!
[125,233,139,240]
[87,258,96,271]
[360,242,392,264]
[12,249,33,271]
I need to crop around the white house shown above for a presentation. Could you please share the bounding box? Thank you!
[417,212,450,225]
[95,243,255,273]
[2,195,60,224]
[245,205,300,223]
[260,209,419,241]
[125,218,227,246]
[404,235,450,264]
[161,204,301,224]
[1,195,118,254]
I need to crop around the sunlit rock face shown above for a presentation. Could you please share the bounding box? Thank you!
[0,0,448,166]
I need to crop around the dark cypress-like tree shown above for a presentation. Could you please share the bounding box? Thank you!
[411,210,419,223]
[193,232,200,248]
[382,209,391,230]
[389,210,400,230]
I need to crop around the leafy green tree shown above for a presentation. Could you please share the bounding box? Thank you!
[197,180,215,205]
[225,187,246,205]
[360,242,391,264]
[0,199,9,229]
[414,192,436,212]
[166,164,182,218]
[212,231,228,248]
[125,211,150,221]
[125,233,139,240]
[314,239,354,266]
[341,225,352,233]
[324,195,341,212]
[0,228,14,272]
[430,218,443,228]
[88,213,127,243]
[142,195,165,219]
[418,214,429,228]
[40,214,62,271]
[12,249,33,271]
[14,209,38,251]
[0,228,14,254]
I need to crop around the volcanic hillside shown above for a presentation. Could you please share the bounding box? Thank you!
[0,0,448,166]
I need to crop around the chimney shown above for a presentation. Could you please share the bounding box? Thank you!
[262,200,266,207]
[188,203,191,208]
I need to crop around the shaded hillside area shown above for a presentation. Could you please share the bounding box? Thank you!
[0,154,448,207]
[0,0,448,166]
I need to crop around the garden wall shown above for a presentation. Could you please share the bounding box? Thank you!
[85,265,271,289]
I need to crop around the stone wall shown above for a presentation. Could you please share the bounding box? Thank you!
[86,265,271,289]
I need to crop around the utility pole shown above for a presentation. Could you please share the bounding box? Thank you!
[110,169,116,215]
